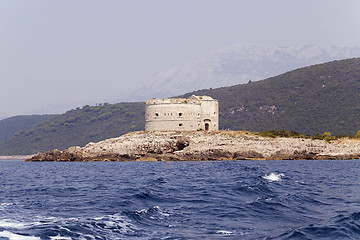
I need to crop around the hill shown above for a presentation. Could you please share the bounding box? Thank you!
[0,115,55,143]
[0,58,359,155]
[182,58,360,135]
[0,103,144,155]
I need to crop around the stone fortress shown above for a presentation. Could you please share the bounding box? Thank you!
[145,95,219,131]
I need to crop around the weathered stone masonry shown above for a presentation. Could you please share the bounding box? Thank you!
[145,95,219,131]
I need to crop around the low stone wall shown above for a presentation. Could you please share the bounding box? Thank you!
[27,131,360,162]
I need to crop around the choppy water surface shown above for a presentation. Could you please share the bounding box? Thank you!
[0,159,359,239]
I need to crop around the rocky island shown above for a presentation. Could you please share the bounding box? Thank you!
[27,131,360,161]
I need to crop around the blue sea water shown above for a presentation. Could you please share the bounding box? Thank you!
[0,159,359,240]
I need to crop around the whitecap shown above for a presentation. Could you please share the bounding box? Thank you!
[0,220,27,229]
[0,203,13,206]
[49,235,72,240]
[215,230,234,235]
[262,173,285,181]
[90,213,138,234]
[154,206,170,217]
[0,203,14,210]
[0,230,40,240]
[79,234,96,240]
[136,208,148,214]
[136,206,170,218]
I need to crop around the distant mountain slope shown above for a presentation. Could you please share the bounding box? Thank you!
[0,115,55,143]
[182,58,360,135]
[124,43,360,101]
[0,103,144,155]
[1,58,359,155]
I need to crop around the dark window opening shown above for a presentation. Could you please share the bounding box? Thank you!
[179,112,183,117]
[179,123,183,127]
[205,123,209,131]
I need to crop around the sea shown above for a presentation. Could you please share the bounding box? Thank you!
[0,159,359,240]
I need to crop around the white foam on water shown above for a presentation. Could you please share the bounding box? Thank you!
[0,220,27,229]
[136,206,170,217]
[157,206,170,217]
[262,173,285,182]
[0,213,137,239]
[49,235,72,240]
[136,208,148,214]
[103,220,116,228]
[215,230,234,235]
[0,203,13,206]
[90,213,138,234]
[136,205,160,215]
[79,234,96,240]
[0,203,14,210]
[0,230,40,240]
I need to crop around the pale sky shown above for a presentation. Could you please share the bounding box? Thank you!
[1,0,359,119]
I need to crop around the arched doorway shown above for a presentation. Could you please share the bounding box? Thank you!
[204,119,211,131]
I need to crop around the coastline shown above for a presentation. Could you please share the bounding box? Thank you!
[26,131,360,162]
[0,155,36,160]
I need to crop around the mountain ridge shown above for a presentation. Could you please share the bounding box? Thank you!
[122,43,360,101]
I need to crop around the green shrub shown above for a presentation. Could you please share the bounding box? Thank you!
[356,131,360,138]
[322,132,331,138]
[258,131,276,138]
[289,130,300,137]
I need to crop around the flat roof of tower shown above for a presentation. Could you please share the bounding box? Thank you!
[189,95,214,100]
[146,95,216,105]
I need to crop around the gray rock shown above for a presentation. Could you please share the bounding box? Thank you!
[27,131,360,161]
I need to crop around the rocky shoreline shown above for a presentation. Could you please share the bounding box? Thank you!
[26,131,360,162]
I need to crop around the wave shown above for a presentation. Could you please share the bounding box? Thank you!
[135,205,170,218]
[270,211,360,239]
[0,230,40,240]
[215,230,234,236]
[0,206,173,239]
[0,219,29,229]
[0,213,139,239]
[262,173,285,182]
[1,160,360,239]
[0,203,14,211]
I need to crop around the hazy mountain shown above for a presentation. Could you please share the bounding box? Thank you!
[125,43,360,100]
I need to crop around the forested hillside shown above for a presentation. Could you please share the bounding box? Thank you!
[0,58,359,155]
[182,58,360,135]
[0,103,144,155]
[0,115,55,143]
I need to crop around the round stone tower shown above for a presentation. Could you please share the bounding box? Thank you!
[145,95,219,131]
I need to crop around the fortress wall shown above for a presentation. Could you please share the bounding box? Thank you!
[200,100,219,131]
[145,103,202,131]
[145,96,219,131]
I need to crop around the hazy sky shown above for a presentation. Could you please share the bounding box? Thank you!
[1,0,359,119]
